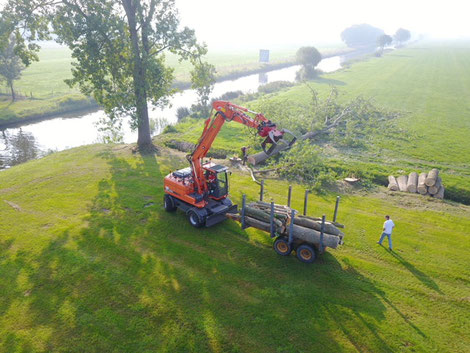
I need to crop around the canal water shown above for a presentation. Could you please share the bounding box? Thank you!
[0,54,347,169]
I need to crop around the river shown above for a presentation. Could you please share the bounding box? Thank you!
[0,54,348,169]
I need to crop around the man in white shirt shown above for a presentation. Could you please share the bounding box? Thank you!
[377,215,395,251]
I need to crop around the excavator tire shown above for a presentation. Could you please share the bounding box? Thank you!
[188,209,205,228]
[164,194,177,212]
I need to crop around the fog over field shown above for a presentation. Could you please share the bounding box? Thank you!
[175,0,470,48]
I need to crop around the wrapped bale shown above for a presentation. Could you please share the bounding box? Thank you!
[397,175,408,192]
[406,172,419,193]
[425,168,439,186]
[418,172,428,195]
[388,176,399,191]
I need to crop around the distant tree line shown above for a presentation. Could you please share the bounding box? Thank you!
[340,24,411,54]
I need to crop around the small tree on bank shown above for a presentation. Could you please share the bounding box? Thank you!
[2,0,213,151]
[0,34,24,101]
[376,34,393,56]
[296,46,322,80]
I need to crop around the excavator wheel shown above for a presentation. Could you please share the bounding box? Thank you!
[273,237,292,256]
[188,209,205,228]
[164,194,177,212]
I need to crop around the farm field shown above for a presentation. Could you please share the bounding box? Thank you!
[0,144,469,352]
[165,42,470,203]
[0,46,301,124]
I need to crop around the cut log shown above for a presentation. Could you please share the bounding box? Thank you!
[246,144,288,166]
[245,206,284,229]
[244,216,284,233]
[428,177,442,195]
[433,185,445,199]
[418,172,428,195]
[388,176,399,191]
[406,172,418,193]
[297,214,345,229]
[425,168,439,186]
[291,225,340,249]
[293,217,341,236]
[396,175,408,192]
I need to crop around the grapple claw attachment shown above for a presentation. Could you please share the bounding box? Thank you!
[261,129,297,156]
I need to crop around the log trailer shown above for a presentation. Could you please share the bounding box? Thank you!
[163,101,296,227]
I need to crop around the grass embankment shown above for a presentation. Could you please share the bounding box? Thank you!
[0,45,350,126]
[165,42,470,203]
[1,144,469,352]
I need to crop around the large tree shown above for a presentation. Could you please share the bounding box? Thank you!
[1,0,212,151]
[394,28,411,46]
[0,34,24,101]
[295,46,322,80]
[341,24,384,48]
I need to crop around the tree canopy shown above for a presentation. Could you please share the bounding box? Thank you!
[1,0,214,150]
[295,46,322,80]
[340,24,384,48]
[394,28,411,46]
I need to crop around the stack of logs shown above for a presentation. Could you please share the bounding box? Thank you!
[388,168,444,199]
[228,201,345,249]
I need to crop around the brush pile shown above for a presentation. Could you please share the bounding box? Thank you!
[228,201,345,249]
[388,168,444,199]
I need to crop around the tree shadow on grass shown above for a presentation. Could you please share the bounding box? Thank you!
[312,76,347,86]
[1,150,426,352]
[386,250,443,294]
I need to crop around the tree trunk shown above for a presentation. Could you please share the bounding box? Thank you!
[406,172,418,193]
[9,81,16,102]
[293,217,341,236]
[428,177,442,195]
[433,185,445,199]
[291,224,340,248]
[244,206,284,230]
[246,144,288,166]
[425,168,439,186]
[397,175,408,192]
[388,175,399,191]
[122,0,153,150]
[418,172,428,195]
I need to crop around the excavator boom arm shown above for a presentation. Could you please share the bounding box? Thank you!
[189,100,295,195]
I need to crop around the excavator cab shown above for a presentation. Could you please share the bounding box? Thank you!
[261,128,297,156]
[203,163,229,200]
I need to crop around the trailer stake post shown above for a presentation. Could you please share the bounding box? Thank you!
[288,209,296,246]
[260,180,265,201]
[270,201,275,238]
[241,194,246,229]
[287,185,292,208]
[333,196,340,222]
[320,215,326,253]
[303,190,309,216]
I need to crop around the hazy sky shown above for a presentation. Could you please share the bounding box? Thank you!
[175,0,470,49]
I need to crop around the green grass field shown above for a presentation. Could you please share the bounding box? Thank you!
[166,42,470,203]
[0,144,469,352]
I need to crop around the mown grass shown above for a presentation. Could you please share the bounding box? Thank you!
[1,144,469,352]
[166,42,470,203]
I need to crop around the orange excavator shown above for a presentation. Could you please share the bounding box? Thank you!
[163,100,296,227]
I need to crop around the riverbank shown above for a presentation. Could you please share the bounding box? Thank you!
[0,47,354,128]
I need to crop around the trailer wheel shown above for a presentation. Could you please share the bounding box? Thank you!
[188,210,204,228]
[273,237,292,256]
[296,244,315,263]
[164,194,177,212]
